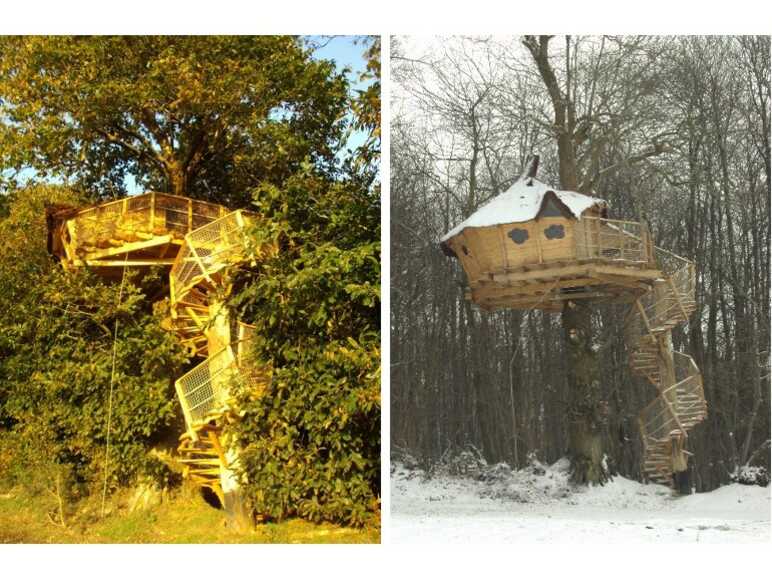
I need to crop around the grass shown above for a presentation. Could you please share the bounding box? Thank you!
[0,487,380,544]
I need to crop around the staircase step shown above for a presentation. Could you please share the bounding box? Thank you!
[179,458,221,465]
[186,467,222,476]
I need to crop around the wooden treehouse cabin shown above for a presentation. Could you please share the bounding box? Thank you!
[440,175,707,488]
[47,192,272,517]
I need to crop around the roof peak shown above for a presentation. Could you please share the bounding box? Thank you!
[440,177,608,244]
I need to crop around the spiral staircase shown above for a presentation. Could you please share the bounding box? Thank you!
[169,209,272,506]
[47,192,270,508]
[624,249,708,485]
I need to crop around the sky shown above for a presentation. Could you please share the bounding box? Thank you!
[307,35,374,165]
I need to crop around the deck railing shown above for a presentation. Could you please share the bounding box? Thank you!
[70,192,228,249]
[673,352,707,428]
[640,387,684,443]
[170,209,254,299]
[639,352,705,445]
[575,217,654,265]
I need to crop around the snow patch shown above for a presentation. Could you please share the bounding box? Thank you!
[392,457,771,543]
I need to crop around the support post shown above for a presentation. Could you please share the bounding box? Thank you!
[655,283,689,492]
[150,193,156,232]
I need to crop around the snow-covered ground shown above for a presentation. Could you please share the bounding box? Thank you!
[391,458,771,543]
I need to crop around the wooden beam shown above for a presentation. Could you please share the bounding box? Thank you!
[490,264,591,285]
[175,299,209,311]
[471,276,599,300]
[186,306,207,329]
[85,258,176,267]
[150,193,156,232]
[81,235,172,260]
[593,264,662,280]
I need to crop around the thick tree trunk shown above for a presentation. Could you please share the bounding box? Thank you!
[674,471,691,495]
[562,299,608,485]
[171,173,187,197]
[523,37,609,484]
[167,161,188,197]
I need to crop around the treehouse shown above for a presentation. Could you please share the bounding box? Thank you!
[440,177,661,312]
[47,193,231,273]
[47,191,271,514]
[440,175,707,489]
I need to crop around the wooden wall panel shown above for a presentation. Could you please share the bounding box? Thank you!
[537,217,575,263]
[464,227,500,273]
[451,233,483,285]
[497,223,538,268]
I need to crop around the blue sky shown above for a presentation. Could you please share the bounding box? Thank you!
[306,35,374,162]
[308,35,371,90]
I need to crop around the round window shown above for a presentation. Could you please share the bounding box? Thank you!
[507,228,529,245]
[544,224,565,240]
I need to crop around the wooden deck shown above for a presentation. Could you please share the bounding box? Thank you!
[49,192,229,270]
[469,258,661,312]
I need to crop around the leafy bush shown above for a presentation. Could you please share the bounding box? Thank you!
[229,172,380,526]
[0,185,188,493]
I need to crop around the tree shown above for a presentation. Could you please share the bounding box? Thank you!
[0,36,348,204]
[0,36,381,526]
[520,35,678,485]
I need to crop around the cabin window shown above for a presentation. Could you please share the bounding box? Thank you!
[544,224,565,240]
[507,228,529,245]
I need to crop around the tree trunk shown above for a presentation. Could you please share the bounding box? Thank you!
[562,299,608,484]
[168,162,188,197]
[523,36,609,483]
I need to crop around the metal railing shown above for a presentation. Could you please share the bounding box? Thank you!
[170,209,254,299]
[175,340,271,434]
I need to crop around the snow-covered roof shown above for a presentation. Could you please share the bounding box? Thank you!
[440,178,607,243]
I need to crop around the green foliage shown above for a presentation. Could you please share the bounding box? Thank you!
[229,166,380,526]
[0,36,348,202]
[0,185,188,492]
[345,36,381,189]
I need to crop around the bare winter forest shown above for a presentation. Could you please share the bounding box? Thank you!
[390,35,771,492]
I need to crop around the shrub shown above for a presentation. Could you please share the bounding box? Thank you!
[730,465,770,487]
[0,185,188,493]
[229,173,380,526]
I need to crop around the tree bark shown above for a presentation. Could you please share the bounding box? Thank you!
[168,163,188,197]
[562,299,608,485]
